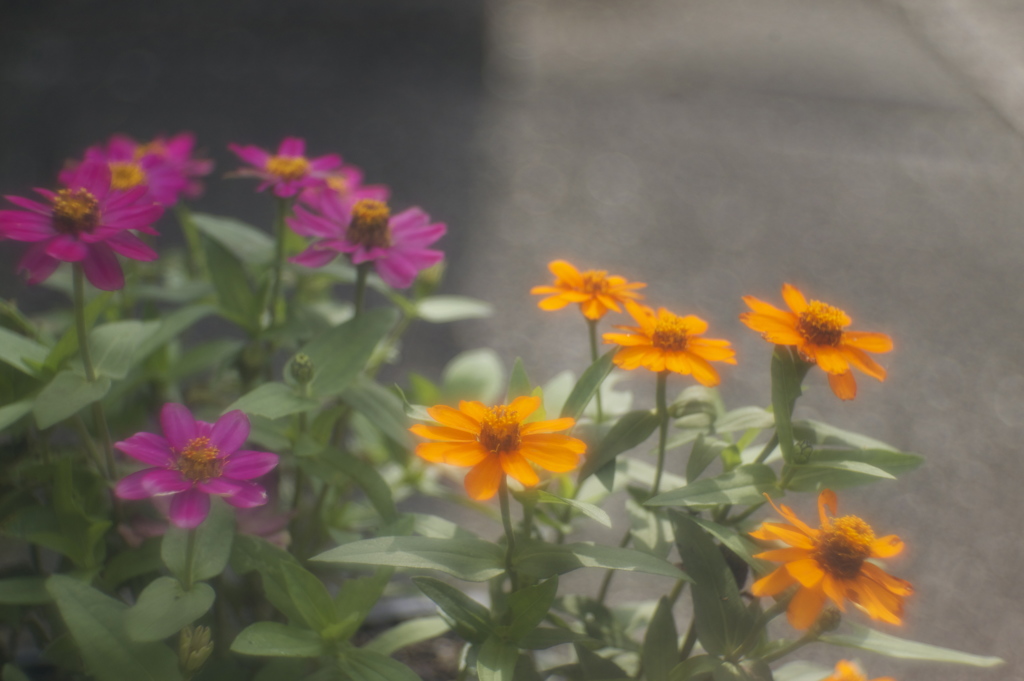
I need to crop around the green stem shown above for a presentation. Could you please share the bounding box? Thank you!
[183,529,197,590]
[353,262,371,318]
[678,617,698,660]
[666,578,687,606]
[586,318,604,423]
[498,477,519,592]
[652,371,669,496]
[266,198,290,329]
[596,528,632,605]
[752,433,778,465]
[73,265,115,480]
[761,630,819,664]
[174,203,207,279]
[723,500,766,526]
[730,592,793,660]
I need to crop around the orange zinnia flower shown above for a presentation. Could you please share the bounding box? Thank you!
[823,660,895,681]
[750,490,912,630]
[409,396,586,501]
[740,283,892,400]
[530,260,646,321]
[603,303,736,385]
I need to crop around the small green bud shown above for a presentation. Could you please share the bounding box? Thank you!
[179,625,213,675]
[811,605,842,635]
[413,261,445,298]
[290,353,315,386]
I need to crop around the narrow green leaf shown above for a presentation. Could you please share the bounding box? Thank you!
[134,304,216,362]
[517,627,594,650]
[506,576,558,642]
[102,540,163,588]
[45,292,111,371]
[341,376,411,447]
[646,464,777,508]
[192,212,275,264]
[578,410,660,482]
[770,346,804,464]
[46,575,182,681]
[302,308,398,398]
[820,622,1004,667]
[279,561,339,632]
[0,327,49,377]
[478,636,520,681]
[89,320,157,379]
[204,237,259,330]
[687,434,727,483]
[227,382,319,420]
[532,490,611,528]
[362,617,450,656]
[714,406,774,433]
[170,339,243,380]
[332,569,394,641]
[769,661,832,681]
[688,517,772,573]
[416,295,493,323]
[560,350,616,421]
[627,499,673,559]
[337,648,422,681]
[0,577,50,604]
[230,622,325,657]
[414,576,493,643]
[316,449,398,523]
[784,448,923,492]
[575,644,630,680]
[441,348,504,405]
[161,497,234,583]
[507,358,532,402]
[33,371,111,429]
[514,542,689,581]
[792,419,899,450]
[669,655,723,681]
[313,536,505,582]
[0,400,33,432]
[671,512,754,657]
[643,597,679,681]
[126,577,215,642]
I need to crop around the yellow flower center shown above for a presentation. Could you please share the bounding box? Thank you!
[52,189,100,235]
[265,155,310,181]
[478,406,522,454]
[326,175,349,196]
[814,515,875,580]
[109,161,146,191]
[346,199,392,249]
[174,436,223,483]
[797,300,846,347]
[579,271,610,295]
[651,315,692,351]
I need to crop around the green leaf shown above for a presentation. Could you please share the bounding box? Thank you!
[627,499,673,559]
[575,644,630,680]
[46,575,182,681]
[33,371,111,429]
[688,517,772,573]
[45,292,112,371]
[340,376,411,447]
[227,382,319,420]
[792,419,899,450]
[192,212,275,264]
[643,597,679,681]
[0,327,49,377]
[332,569,394,641]
[820,622,1004,667]
[230,622,325,657]
[302,308,398,399]
[416,295,493,323]
[441,349,504,405]
[478,636,520,681]
[560,350,616,421]
[515,542,688,581]
[170,339,243,380]
[770,661,832,681]
[2,664,31,681]
[102,540,164,589]
[313,536,505,582]
[362,616,450,656]
[337,647,422,681]
[687,434,727,483]
[0,577,50,604]
[647,464,777,508]
[126,577,215,641]
[671,513,754,657]
[313,449,398,523]
[784,448,923,492]
[530,490,611,528]
[507,358,533,402]
[0,400,33,432]
[714,407,774,433]
[88,320,157,379]
[517,627,594,650]
[279,561,339,632]
[161,497,234,583]
[578,410,661,483]
[204,236,260,330]
[506,576,558,642]
[770,346,804,464]
[134,304,217,363]
[413,576,493,643]
[669,655,723,681]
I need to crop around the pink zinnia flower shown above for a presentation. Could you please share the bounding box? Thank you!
[135,132,214,201]
[60,134,189,207]
[228,137,341,198]
[0,162,162,290]
[289,196,446,289]
[298,163,390,214]
[114,404,279,529]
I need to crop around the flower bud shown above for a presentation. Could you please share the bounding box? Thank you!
[290,353,315,386]
[413,261,445,298]
[179,625,213,675]
[811,605,842,635]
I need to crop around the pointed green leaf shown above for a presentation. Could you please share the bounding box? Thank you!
[227,381,319,419]
[231,622,325,657]
[515,541,688,581]
[341,376,411,447]
[0,327,49,377]
[45,292,112,371]
[332,568,394,641]
[531,490,611,528]
[0,577,50,604]
[362,616,450,656]
[204,236,259,330]
[314,448,397,523]
[414,576,493,643]
[517,627,595,650]
[89,320,157,379]
[647,464,777,508]
[33,371,111,429]
[820,622,1003,667]
[560,350,616,421]
[416,295,493,323]
[126,577,215,641]
[337,647,422,681]
[441,348,504,405]
[669,655,723,681]
[507,358,532,402]
[478,636,520,681]
[687,434,727,482]
[714,407,774,433]
[578,410,660,482]
[770,346,803,464]
[642,597,679,681]
[784,448,923,491]
[278,561,339,632]
[301,308,398,398]
[506,576,558,642]
[313,536,505,582]
[0,400,33,432]
[161,497,234,583]
[575,644,630,680]
[192,212,275,264]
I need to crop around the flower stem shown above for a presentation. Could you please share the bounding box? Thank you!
[586,318,604,423]
[73,264,115,481]
[761,630,819,664]
[652,371,669,496]
[595,527,632,605]
[266,197,291,329]
[353,262,371,318]
[730,592,794,660]
[183,529,197,590]
[174,203,206,279]
[498,477,519,592]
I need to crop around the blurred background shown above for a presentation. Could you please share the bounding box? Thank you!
[2,1,1021,679]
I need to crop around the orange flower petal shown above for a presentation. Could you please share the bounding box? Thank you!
[409,424,478,442]
[811,345,850,375]
[781,283,808,314]
[842,331,893,353]
[459,400,492,422]
[536,296,573,311]
[786,558,825,588]
[820,574,848,610]
[740,314,805,345]
[766,496,818,537]
[415,441,486,465]
[741,296,798,324]
[464,455,503,501]
[754,521,816,549]
[426,404,481,432]
[870,534,904,558]
[828,370,858,401]
[818,489,838,526]
[520,418,576,436]
[751,566,797,597]
[548,260,583,285]
[602,332,649,347]
[753,547,809,562]
[787,586,826,630]
[686,352,723,387]
[580,298,605,320]
[849,576,904,625]
[508,395,541,421]
[519,444,581,473]
[861,563,913,596]
[842,346,887,382]
[500,450,540,487]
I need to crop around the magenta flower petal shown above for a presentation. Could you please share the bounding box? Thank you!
[169,488,211,529]
[222,451,279,480]
[278,137,305,156]
[197,477,243,496]
[5,195,52,215]
[114,431,174,466]
[141,469,192,496]
[107,231,158,261]
[290,246,338,268]
[375,255,420,289]
[161,403,198,450]
[0,211,54,240]
[210,410,249,455]
[44,235,88,262]
[221,481,268,508]
[80,243,125,291]
[17,244,60,284]
[115,469,155,500]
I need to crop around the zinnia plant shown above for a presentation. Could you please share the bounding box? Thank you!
[228,136,342,198]
[531,259,646,321]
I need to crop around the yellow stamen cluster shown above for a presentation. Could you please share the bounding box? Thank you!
[580,271,612,295]
[798,300,847,347]
[175,436,223,482]
[109,162,146,191]
[346,199,392,248]
[326,175,350,196]
[814,515,875,580]
[52,189,100,235]
[478,406,522,454]
[651,315,692,352]
[265,155,310,181]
